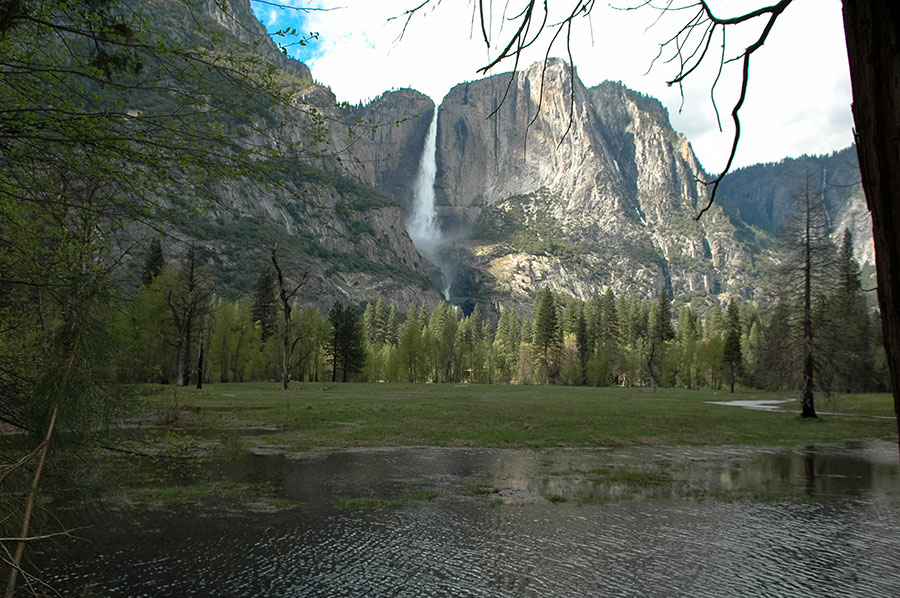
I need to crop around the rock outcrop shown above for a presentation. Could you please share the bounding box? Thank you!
[156,3,873,316]
[157,0,444,309]
[716,146,874,269]
[433,59,752,313]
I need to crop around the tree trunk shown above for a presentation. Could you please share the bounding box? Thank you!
[181,312,192,387]
[282,320,291,391]
[4,406,57,598]
[842,1,900,450]
[196,335,204,390]
[801,183,817,418]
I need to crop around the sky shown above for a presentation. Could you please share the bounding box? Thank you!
[250,0,854,173]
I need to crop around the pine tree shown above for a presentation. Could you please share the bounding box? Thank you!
[575,308,589,385]
[821,229,873,392]
[328,302,345,382]
[722,299,743,393]
[386,303,400,346]
[252,267,278,343]
[362,303,376,345]
[374,298,388,345]
[532,287,562,383]
[142,238,166,286]
[676,305,699,389]
[645,289,674,390]
[495,306,521,383]
[775,176,837,416]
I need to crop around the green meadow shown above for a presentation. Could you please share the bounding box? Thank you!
[140,383,897,453]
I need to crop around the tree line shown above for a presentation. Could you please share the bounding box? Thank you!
[120,227,888,399]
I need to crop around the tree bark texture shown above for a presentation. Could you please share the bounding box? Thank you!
[801,185,816,418]
[842,2,900,450]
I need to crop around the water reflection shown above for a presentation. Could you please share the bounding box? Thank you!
[39,442,900,597]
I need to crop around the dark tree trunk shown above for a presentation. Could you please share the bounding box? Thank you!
[801,184,816,418]
[196,335,204,390]
[181,312,192,387]
[271,246,307,391]
[842,2,900,451]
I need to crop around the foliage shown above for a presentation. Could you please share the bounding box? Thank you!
[142,239,167,286]
[0,1,340,587]
[328,302,366,382]
[252,267,278,343]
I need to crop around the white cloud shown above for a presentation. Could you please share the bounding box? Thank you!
[257,0,854,170]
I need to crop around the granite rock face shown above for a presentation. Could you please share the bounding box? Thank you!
[167,4,872,314]
[715,146,874,270]
[431,59,753,313]
[158,0,443,309]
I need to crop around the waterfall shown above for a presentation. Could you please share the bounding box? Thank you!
[408,106,453,298]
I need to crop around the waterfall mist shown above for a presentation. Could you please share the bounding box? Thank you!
[408,106,454,299]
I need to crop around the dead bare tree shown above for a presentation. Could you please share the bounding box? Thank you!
[270,245,309,390]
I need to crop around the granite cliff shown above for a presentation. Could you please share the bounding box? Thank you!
[429,60,753,312]
[156,3,873,315]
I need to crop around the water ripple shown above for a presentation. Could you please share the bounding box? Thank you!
[39,442,900,597]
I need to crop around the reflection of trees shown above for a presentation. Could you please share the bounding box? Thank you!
[803,447,816,496]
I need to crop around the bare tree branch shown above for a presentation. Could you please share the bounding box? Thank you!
[394,0,795,218]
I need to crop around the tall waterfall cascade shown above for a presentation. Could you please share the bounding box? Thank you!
[408,106,453,298]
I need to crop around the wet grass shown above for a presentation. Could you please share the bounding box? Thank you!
[540,463,814,506]
[119,480,298,512]
[602,467,671,487]
[135,383,897,453]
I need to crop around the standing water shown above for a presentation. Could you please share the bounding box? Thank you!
[407,106,452,298]
[37,442,900,596]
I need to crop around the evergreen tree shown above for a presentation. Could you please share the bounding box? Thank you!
[821,230,873,392]
[429,301,457,382]
[328,302,366,382]
[362,302,376,345]
[328,302,345,382]
[252,267,278,343]
[386,303,400,346]
[374,298,388,345]
[770,176,837,416]
[495,306,521,383]
[142,238,166,286]
[563,298,582,336]
[722,299,743,393]
[644,289,674,389]
[675,306,699,389]
[575,308,589,385]
[342,308,366,382]
[532,287,562,383]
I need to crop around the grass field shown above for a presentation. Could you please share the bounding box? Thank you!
[139,382,898,452]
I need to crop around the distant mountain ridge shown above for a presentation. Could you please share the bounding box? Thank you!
[716,147,873,269]
[155,1,872,313]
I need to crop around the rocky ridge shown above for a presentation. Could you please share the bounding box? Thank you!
[160,3,873,315]
[158,0,443,310]
[432,60,754,313]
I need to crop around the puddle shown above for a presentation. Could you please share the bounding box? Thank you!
[707,398,795,411]
[36,442,900,597]
[709,398,896,420]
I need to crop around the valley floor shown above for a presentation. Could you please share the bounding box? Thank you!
[137,382,897,453]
